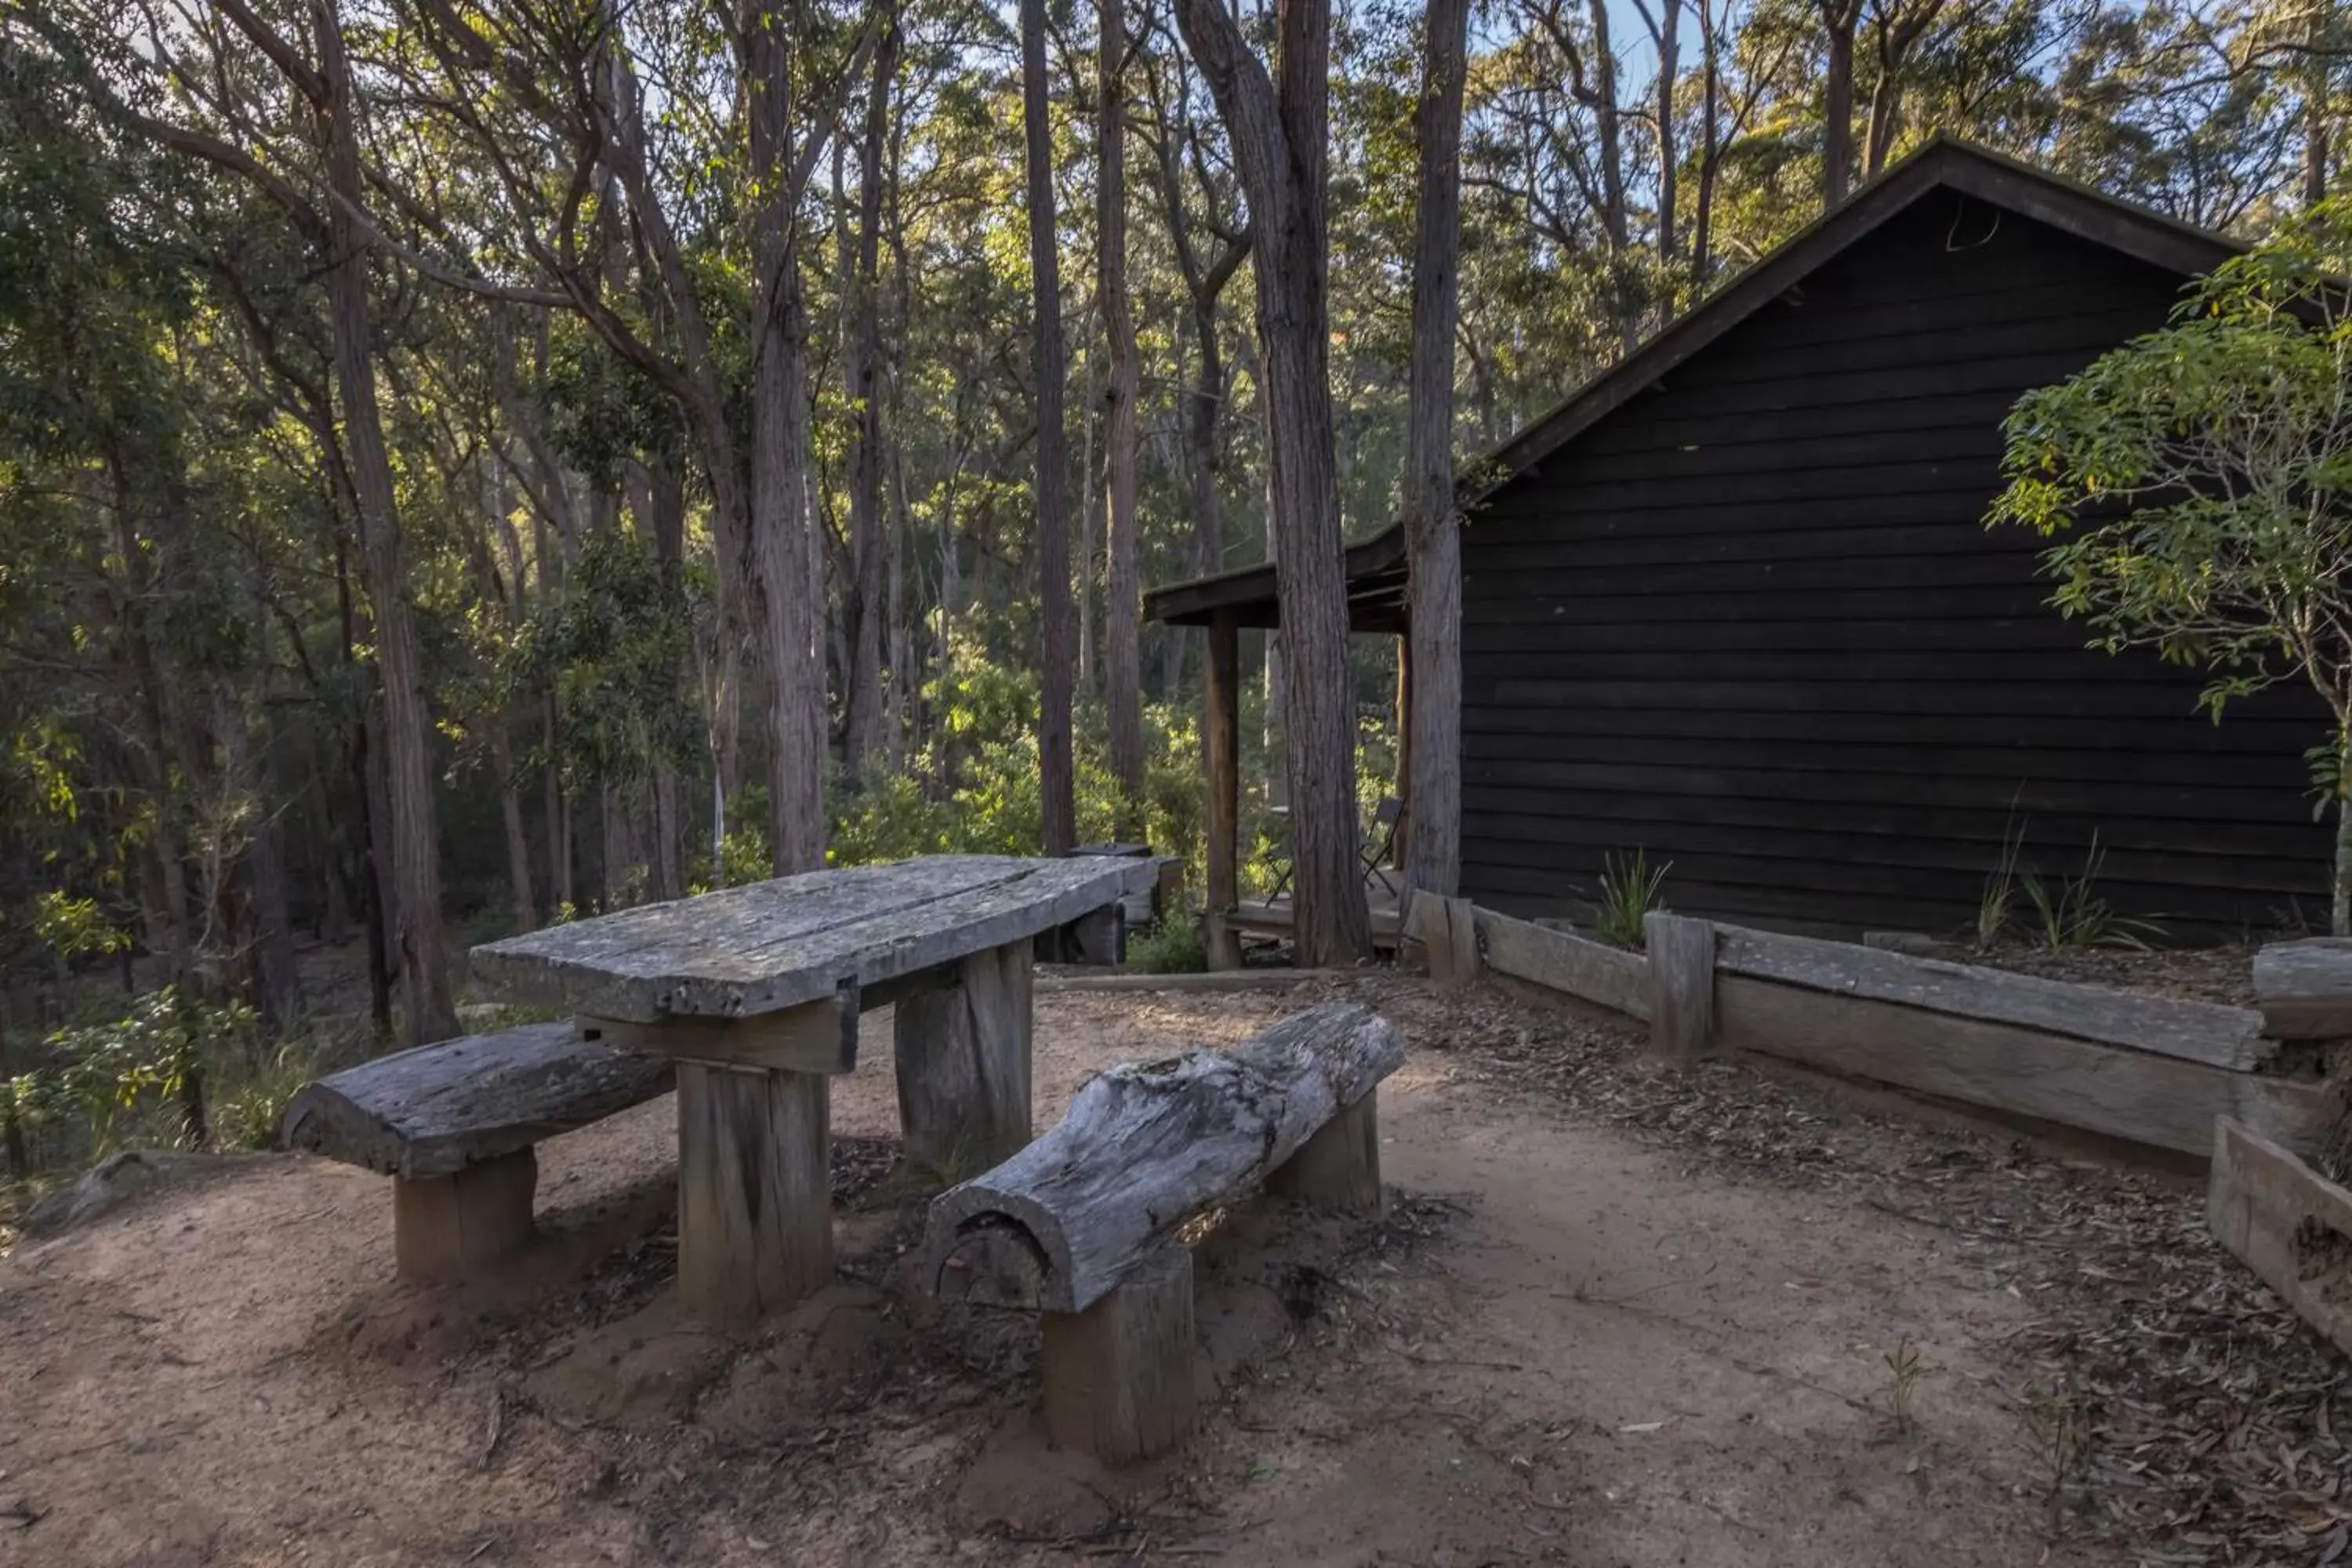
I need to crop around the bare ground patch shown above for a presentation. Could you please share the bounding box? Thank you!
[0,971,2324,1565]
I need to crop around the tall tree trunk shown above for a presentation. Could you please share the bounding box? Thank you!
[0,1008,25,1179]
[1693,2,1722,289]
[1099,0,1146,833]
[647,454,688,900]
[749,0,829,875]
[1175,0,1373,965]
[2308,5,2335,209]
[1144,80,1250,697]
[226,625,301,1032]
[1820,1,1859,207]
[1078,347,1099,698]
[1586,0,1629,254]
[1641,0,1680,285]
[318,0,457,1045]
[1584,0,1635,349]
[1403,0,1468,906]
[489,724,537,932]
[544,694,574,915]
[335,532,394,1034]
[841,19,898,786]
[1024,0,1079,855]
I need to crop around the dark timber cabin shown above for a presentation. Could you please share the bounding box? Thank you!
[1147,137,2336,943]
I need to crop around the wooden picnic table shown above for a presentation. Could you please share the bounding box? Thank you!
[470,853,1156,1322]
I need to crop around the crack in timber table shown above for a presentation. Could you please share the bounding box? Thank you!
[470,854,1156,1322]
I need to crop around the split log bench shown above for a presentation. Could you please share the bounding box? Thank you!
[920,1000,1404,1465]
[281,1022,673,1282]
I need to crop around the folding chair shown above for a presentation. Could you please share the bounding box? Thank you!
[1362,797,1403,897]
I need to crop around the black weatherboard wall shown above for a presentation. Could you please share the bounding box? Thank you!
[1458,190,2334,937]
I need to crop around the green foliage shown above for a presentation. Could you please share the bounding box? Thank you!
[1590,848,1670,950]
[2015,835,2159,951]
[826,630,1206,884]
[32,891,125,959]
[508,531,700,792]
[1127,916,1209,975]
[1976,818,2028,949]
[1990,198,2352,927]
[15,988,254,1155]
[209,1040,314,1152]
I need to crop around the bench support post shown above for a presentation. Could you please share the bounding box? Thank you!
[677,1061,832,1323]
[393,1149,538,1282]
[1265,1088,1385,1216]
[895,937,1034,1182]
[1041,1243,1197,1465]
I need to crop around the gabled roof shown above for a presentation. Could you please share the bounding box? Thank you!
[1145,136,2243,629]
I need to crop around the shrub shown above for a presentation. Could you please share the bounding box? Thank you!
[1127,916,1209,975]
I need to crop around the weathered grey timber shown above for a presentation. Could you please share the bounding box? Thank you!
[281,1022,673,1181]
[470,855,1153,1023]
[1409,892,1478,989]
[1475,908,1651,1020]
[1715,975,2332,1157]
[676,1062,832,1321]
[1040,1243,1199,1465]
[895,939,1035,1180]
[1715,923,2274,1070]
[1644,913,1718,1062]
[2253,938,2352,1040]
[1262,1091,1385,1214]
[2209,1117,2352,1359]
[924,1001,1403,1314]
[394,1149,537,1281]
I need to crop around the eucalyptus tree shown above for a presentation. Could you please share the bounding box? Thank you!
[1098,0,1145,826]
[1403,0,1470,906]
[52,0,466,1044]
[398,0,878,877]
[1174,0,1373,965]
[1021,0,1078,855]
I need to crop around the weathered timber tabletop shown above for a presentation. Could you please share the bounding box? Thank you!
[470,853,1152,1023]
[465,853,1155,1323]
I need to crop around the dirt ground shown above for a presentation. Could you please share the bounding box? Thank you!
[0,971,2278,1567]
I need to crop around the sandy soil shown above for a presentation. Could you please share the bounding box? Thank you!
[0,975,2124,1567]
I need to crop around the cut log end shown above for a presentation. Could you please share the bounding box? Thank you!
[933,1218,1051,1310]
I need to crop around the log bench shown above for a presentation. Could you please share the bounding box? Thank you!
[920,1000,1404,1464]
[281,1022,673,1282]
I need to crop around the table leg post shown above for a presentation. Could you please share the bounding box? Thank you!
[894,936,1034,1182]
[676,1061,833,1323]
